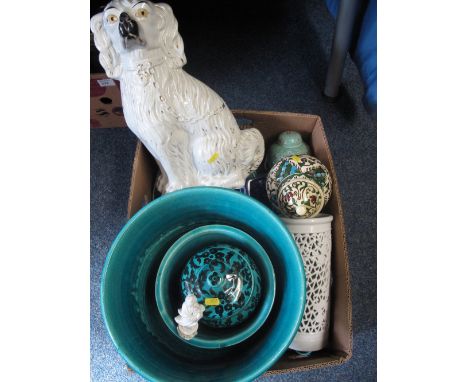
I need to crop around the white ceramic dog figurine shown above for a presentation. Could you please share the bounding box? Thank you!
[91,1,264,193]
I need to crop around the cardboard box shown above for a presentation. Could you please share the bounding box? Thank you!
[90,73,127,128]
[126,110,352,374]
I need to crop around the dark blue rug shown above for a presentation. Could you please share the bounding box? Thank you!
[90,0,376,380]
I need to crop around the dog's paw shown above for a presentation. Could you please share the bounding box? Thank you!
[156,173,169,194]
[164,182,188,194]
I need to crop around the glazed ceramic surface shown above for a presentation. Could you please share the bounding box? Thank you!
[91,2,264,193]
[281,214,333,352]
[156,224,275,349]
[277,175,325,218]
[102,188,304,381]
[181,244,261,328]
[266,154,332,213]
[266,131,311,169]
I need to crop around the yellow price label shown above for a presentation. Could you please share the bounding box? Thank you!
[291,155,301,163]
[204,297,220,306]
[207,152,219,164]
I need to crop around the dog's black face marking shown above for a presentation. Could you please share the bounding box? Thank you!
[119,12,139,39]
[118,11,145,49]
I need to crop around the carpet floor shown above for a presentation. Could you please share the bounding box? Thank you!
[90,0,376,380]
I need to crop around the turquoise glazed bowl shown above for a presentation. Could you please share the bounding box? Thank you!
[101,187,305,382]
[155,225,275,349]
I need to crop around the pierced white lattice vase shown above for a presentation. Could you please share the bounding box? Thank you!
[281,214,333,352]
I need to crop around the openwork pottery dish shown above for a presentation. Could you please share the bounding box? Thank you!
[181,244,262,328]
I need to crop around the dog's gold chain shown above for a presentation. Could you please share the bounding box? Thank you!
[170,103,227,124]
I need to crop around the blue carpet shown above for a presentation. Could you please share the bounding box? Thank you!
[90,0,376,380]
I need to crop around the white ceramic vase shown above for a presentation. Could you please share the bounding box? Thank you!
[281,214,333,352]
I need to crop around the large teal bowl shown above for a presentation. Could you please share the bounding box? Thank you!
[101,187,306,382]
[156,224,276,349]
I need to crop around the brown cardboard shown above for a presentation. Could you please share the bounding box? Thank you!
[90,73,127,128]
[126,110,353,374]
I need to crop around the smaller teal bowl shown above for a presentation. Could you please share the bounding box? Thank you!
[156,224,276,349]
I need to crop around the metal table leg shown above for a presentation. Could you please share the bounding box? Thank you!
[323,0,363,100]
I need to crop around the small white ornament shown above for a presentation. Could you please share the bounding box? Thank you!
[174,294,205,340]
[91,2,264,193]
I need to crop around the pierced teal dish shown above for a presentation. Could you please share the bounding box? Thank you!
[181,244,262,328]
[101,187,306,382]
[156,224,275,349]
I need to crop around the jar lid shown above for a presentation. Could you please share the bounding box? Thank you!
[277,174,325,218]
[278,131,304,147]
[180,244,261,328]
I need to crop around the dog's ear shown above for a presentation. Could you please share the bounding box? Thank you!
[91,13,122,79]
[154,3,187,68]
